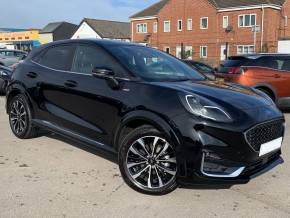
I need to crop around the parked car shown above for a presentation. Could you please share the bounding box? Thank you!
[0,65,12,94]
[6,40,285,195]
[183,60,216,80]
[216,54,290,109]
[0,49,27,67]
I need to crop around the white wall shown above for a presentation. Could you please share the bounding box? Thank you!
[0,43,15,50]
[278,40,290,53]
[71,22,102,39]
[40,33,53,44]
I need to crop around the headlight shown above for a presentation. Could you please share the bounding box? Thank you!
[181,94,232,122]
[0,70,8,76]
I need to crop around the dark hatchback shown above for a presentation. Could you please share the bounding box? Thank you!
[0,65,12,94]
[6,40,285,195]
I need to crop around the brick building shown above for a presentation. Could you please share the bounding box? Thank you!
[130,0,290,66]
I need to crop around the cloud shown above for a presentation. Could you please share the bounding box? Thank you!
[0,0,158,29]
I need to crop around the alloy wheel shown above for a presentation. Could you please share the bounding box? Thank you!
[125,136,177,190]
[9,100,27,135]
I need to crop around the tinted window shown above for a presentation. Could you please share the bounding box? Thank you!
[39,45,75,71]
[72,45,123,75]
[281,58,290,71]
[247,56,290,70]
[221,57,249,67]
[14,52,25,58]
[194,62,213,73]
[107,45,205,82]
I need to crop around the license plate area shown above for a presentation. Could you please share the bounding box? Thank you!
[259,137,283,157]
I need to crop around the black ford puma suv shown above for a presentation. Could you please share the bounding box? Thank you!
[6,39,285,195]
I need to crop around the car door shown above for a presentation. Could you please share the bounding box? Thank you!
[53,43,130,146]
[29,44,77,128]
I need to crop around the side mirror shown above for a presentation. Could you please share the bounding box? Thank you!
[92,67,120,89]
[21,54,27,60]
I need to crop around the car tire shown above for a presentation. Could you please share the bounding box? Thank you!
[8,94,39,139]
[118,125,178,195]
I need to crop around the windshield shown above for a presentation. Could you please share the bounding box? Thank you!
[194,63,213,73]
[108,45,205,82]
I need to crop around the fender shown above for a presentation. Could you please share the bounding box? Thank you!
[6,82,34,115]
[113,110,181,150]
[252,83,278,101]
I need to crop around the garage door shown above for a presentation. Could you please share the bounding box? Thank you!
[278,40,290,53]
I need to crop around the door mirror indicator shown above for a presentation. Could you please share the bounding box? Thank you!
[92,67,120,89]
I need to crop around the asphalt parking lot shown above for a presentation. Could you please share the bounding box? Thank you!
[0,96,290,218]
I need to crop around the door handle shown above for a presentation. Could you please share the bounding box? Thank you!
[64,80,78,88]
[274,74,281,78]
[26,72,38,78]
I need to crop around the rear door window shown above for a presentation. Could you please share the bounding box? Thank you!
[39,45,75,71]
[280,57,290,72]
[248,56,289,71]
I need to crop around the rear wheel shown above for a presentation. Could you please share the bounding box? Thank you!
[8,94,39,139]
[118,125,178,195]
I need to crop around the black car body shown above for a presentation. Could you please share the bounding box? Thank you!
[183,60,216,80]
[6,40,285,195]
[0,65,12,94]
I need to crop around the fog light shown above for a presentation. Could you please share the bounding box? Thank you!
[201,153,245,178]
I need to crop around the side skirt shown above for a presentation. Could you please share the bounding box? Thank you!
[32,119,117,155]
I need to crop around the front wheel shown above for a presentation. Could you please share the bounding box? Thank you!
[118,125,178,195]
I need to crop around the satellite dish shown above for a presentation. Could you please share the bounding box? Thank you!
[225,26,233,33]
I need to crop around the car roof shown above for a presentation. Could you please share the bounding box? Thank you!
[0,49,27,53]
[42,39,143,48]
[229,53,290,60]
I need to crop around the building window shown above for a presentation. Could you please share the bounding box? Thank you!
[200,46,208,58]
[25,36,29,40]
[153,22,158,33]
[137,23,147,33]
[164,47,170,54]
[200,17,208,29]
[164,21,171,32]
[187,19,192,30]
[237,45,255,54]
[223,16,229,28]
[238,14,256,27]
[177,19,182,31]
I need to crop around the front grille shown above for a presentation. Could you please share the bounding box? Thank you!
[245,119,284,151]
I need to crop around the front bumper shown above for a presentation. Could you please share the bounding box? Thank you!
[174,112,285,185]
[178,151,283,186]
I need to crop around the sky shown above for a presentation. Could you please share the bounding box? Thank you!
[0,0,159,29]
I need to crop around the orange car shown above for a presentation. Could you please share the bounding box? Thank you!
[216,54,290,109]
